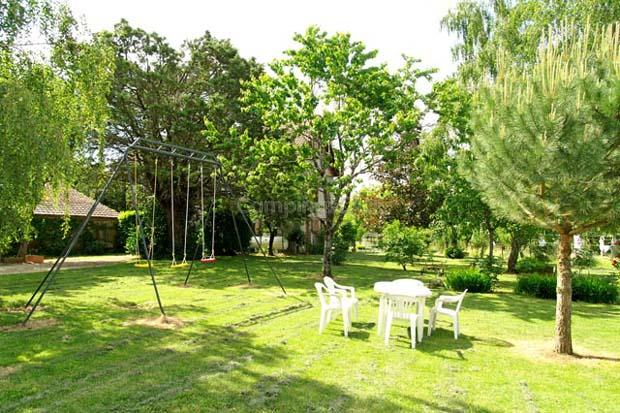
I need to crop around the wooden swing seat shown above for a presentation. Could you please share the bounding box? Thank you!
[200,257,217,264]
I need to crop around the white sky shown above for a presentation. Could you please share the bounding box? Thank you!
[66,0,459,80]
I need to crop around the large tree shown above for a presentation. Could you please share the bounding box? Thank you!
[467,23,620,354]
[442,0,620,82]
[243,26,429,276]
[0,0,114,254]
[100,21,261,250]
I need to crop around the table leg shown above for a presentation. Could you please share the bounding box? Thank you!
[417,297,425,342]
[377,295,385,336]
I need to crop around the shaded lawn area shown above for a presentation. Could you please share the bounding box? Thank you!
[0,253,619,412]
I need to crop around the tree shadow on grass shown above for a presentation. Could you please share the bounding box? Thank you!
[464,292,620,323]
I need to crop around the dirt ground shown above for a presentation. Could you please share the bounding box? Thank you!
[0,254,135,276]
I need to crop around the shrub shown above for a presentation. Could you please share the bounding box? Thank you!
[380,221,429,271]
[118,210,139,255]
[573,275,618,304]
[445,269,493,293]
[514,273,556,299]
[515,273,619,303]
[473,255,504,276]
[445,246,465,259]
[515,257,554,274]
[572,249,595,268]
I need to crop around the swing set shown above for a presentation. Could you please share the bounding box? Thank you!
[144,158,218,268]
[22,137,287,325]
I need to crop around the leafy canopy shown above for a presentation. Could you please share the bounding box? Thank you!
[0,0,114,253]
[467,23,620,235]
[381,221,429,271]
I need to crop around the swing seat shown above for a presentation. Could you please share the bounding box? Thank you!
[200,257,217,264]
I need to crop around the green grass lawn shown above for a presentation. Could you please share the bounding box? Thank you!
[1,253,619,412]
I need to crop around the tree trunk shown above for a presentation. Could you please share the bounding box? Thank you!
[322,228,333,277]
[268,227,276,256]
[17,241,29,257]
[555,232,573,355]
[488,225,494,259]
[402,264,407,271]
[507,236,521,273]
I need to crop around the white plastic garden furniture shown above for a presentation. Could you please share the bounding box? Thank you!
[315,282,356,337]
[393,279,424,288]
[374,280,431,343]
[428,289,467,339]
[323,276,359,320]
[383,294,418,348]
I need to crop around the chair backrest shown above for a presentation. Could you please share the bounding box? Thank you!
[455,289,468,312]
[323,276,337,293]
[385,294,417,318]
[315,283,329,307]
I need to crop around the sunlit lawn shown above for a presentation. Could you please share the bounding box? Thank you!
[1,253,619,412]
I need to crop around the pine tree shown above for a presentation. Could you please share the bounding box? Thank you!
[467,23,620,354]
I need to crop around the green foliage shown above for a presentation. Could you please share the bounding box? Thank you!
[331,222,358,265]
[0,1,114,254]
[445,269,493,293]
[100,20,261,250]
[467,24,620,236]
[516,274,618,304]
[515,258,554,274]
[473,255,504,276]
[445,246,465,259]
[442,0,620,82]
[241,26,431,275]
[572,249,595,268]
[118,210,139,255]
[380,221,429,271]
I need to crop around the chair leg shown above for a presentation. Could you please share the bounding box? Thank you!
[410,316,417,349]
[384,313,393,346]
[428,310,435,336]
[343,308,350,338]
[453,315,459,340]
[319,309,326,334]
[353,302,359,321]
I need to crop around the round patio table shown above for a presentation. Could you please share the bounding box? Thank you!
[374,280,432,343]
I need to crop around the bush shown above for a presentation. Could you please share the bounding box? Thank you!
[445,246,465,259]
[515,257,554,274]
[380,221,429,271]
[573,275,618,303]
[514,273,556,299]
[118,210,139,255]
[473,255,504,276]
[515,273,619,303]
[572,249,595,267]
[445,269,493,293]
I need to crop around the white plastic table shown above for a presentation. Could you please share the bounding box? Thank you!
[374,280,432,343]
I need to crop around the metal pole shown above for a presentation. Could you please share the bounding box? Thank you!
[125,158,166,317]
[219,171,286,295]
[23,149,132,324]
[230,204,252,285]
[183,241,202,286]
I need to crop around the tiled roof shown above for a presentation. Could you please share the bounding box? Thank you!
[34,188,119,219]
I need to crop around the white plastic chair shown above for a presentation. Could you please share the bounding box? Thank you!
[315,282,355,337]
[383,294,418,348]
[428,289,467,339]
[323,276,359,320]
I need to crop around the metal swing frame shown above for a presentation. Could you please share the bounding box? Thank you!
[23,137,287,325]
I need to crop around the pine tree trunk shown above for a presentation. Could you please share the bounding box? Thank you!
[322,228,333,278]
[555,232,573,355]
[507,236,520,273]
